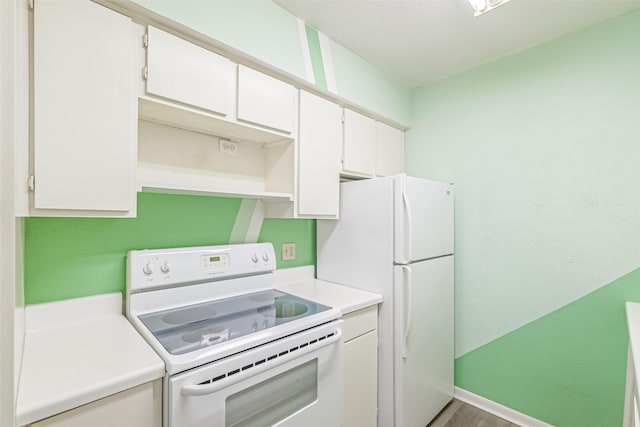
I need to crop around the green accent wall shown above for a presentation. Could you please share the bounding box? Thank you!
[304,24,328,90]
[406,9,640,426]
[456,267,640,426]
[24,193,315,305]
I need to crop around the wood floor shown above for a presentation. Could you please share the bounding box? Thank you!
[427,399,521,427]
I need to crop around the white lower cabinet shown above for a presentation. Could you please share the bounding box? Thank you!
[27,380,161,427]
[343,306,378,427]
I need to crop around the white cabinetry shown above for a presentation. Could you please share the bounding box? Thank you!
[343,306,378,427]
[376,121,404,177]
[296,91,341,218]
[342,109,377,178]
[342,109,404,178]
[27,380,161,427]
[139,28,296,204]
[32,0,136,216]
[237,65,296,134]
[146,26,235,117]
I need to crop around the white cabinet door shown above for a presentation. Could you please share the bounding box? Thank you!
[344,330,378,427]
[342,109,376,178]
[376,122,404,176]
[30,381,161,427]
[146,26,235,116]
[297,91,341,218]
[33,0,135,212]
[237,66,296,133]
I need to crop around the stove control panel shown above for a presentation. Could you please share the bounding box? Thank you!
[127,243,276,293]
[201,253,230,271]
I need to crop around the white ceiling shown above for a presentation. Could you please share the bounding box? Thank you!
[275,0,640,87]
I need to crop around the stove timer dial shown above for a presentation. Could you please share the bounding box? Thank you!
[160,260,170,274]
[142,262,154,275]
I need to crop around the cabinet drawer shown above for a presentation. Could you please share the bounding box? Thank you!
[343,305,377,342]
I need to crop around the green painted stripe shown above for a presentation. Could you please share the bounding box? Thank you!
[304,24,328,90]
[455,266,640,427]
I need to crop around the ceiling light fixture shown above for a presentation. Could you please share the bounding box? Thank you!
[468,0,512,16]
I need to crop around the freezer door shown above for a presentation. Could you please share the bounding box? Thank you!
[394,256,454,427]
[395,174,454,264]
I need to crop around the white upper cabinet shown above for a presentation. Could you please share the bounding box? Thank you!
[297,91,342,218]
[376,121,404,177]
[146,26,235,117]
[342,109,377,178]
[32,0,136,215]
[342,108,405,179]
[237,65,296,134]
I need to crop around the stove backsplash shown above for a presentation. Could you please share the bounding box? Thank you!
[23,193,316,305]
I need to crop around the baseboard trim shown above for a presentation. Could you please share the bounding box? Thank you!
[454,387,555,427]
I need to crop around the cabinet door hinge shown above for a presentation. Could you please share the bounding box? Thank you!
[28,175,35,191]
[142,33,149,48]
[341,110,345,124]
[28,0,34,9]
[142,66,148,80]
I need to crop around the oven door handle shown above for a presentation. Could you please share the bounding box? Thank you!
[181,328,343,397]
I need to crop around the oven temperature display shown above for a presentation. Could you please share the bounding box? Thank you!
[201,253,230,271]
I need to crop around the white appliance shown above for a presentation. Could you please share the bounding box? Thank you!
[317,174,454,427]
[126,243,343,427]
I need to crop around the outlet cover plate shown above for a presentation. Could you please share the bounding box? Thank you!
[282,243,296,261]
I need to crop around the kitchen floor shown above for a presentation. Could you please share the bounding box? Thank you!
[428,400,521,427]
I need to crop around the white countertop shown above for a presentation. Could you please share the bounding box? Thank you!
[16,293,165,426]
[274,266,382,314]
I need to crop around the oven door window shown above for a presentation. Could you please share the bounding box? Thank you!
[225,359,318,427]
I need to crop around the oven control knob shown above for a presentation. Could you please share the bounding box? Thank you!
[262,252,269,262]
[160,261,170,274]
[251,253,259,264]
[142,262,154,275]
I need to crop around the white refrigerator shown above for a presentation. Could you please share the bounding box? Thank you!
[317,174,454,427]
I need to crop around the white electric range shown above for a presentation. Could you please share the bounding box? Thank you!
[126,243,343,427]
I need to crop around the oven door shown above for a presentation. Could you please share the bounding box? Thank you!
[168,321,343,427]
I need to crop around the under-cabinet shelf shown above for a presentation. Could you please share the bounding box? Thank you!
[138,96,292,146]
[137,117,295,202]
[137,163,293,201]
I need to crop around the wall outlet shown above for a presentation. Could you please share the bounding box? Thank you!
[282,243,296,261]
[219,139,238,155]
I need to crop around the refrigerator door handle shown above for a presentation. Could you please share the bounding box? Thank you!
[401,184,413,263]
[402,265,413,359]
